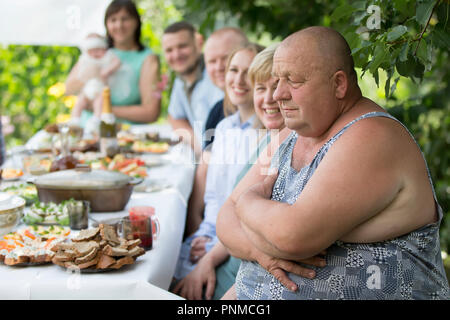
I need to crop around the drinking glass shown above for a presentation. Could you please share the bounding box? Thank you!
[120,215,159,250]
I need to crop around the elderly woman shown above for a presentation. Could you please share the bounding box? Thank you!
[172,44,326,300]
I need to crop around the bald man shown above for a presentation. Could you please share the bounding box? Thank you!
[216,26,449,299]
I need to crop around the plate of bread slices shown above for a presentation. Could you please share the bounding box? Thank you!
[51,224,145,272]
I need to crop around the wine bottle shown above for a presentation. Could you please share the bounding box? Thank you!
[99,87,119,157]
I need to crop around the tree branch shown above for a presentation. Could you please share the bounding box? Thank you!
[414,0,441,56]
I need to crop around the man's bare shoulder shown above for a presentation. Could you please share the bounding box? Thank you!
[334,110,413,155]
[322,111,436,242]
[327,112,428,190]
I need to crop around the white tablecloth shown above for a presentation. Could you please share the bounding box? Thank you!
[0,124,195,299]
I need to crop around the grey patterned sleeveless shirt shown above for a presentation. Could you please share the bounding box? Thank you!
[236,112,450,300]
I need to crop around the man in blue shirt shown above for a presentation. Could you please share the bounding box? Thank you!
[162,22,224,155]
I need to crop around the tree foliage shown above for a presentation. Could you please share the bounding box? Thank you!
[0,45,79,146]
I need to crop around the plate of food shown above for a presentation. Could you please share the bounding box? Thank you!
[70,139,99,153]
[1,183,38,206]
[78,153,148,178]
[144,132,181,145]
[0,226,70,266]
[117,131,144,146]
[25,124,84,154]
[131,140,170,154]
[51,224,145,272]
[22,200,81,226]
[1,168,24,181]
[22,155,53,176]
[24,225,71,239]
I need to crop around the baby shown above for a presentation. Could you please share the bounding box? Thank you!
[70,33,121,137]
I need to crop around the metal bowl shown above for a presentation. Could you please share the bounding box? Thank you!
[28,167,142,212]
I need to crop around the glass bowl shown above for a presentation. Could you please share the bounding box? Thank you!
[0,192,25,236]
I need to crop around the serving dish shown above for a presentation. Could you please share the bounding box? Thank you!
[76,153,148,178]
[0,192,25,236]
[1,183,38,206]
[51,224,145,272]
[131,140,170,154]
[0,226,70,266]
[28,167,142,212]
[1,168,24,181]
[22,200,76,226]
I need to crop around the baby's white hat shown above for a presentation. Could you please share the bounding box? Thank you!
[80,33,108,52]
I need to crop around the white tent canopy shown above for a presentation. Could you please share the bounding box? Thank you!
[0,0,111,47]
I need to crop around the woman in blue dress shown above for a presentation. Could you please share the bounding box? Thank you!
[65,0,161,125]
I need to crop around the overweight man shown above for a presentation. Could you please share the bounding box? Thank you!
[216,26,449,300]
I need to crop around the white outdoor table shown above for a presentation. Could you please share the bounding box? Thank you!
[0,123,195,299]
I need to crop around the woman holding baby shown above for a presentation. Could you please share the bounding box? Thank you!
[65,0,161,128]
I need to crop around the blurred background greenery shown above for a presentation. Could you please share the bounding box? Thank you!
[1,0,449,251]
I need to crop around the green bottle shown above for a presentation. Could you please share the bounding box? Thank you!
[99,87,119,157]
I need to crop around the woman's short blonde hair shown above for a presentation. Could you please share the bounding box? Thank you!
[248,43,279,87]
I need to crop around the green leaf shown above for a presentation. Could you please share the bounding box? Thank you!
[344,30,361,52]
[385,75,391,98]
[399,42,409,62]
[432,29,450,48]
[415,0,437,27]
[390,47,402,61]
[330,4,354,21]
[373,69,380,87]
[369,43,388,74]
[396,55,415,77]
[353,47,370,69]
[352,10,368,26]
[413,60,425,78]
[351,40,371,55]
[384,67,395,98]
[387,25,408,42]
[394,0,409,13]
[352,0,367,11]
[390,76,401,96]
[415,40,430,66]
